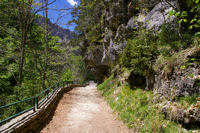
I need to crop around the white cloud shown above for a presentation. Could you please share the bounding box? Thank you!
[67,0,77,6]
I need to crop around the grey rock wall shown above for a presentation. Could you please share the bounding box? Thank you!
[154,46,200,99]
[84,0,179,82]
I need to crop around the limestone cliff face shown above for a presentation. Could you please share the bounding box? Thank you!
[83,0,177,82]
[81,0,200,126]
[154,46,200,99]
[83,0,199,97]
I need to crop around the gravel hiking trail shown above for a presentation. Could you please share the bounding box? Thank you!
[40,82,133,133]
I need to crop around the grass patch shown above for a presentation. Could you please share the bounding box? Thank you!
[176,94,198,109]
[97,75,186,133]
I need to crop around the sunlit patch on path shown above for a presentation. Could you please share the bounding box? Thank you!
[41,82,133,133]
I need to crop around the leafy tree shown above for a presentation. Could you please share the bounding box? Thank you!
[120,30,158,77]
[168,0,200,35]
[0,0,86,120]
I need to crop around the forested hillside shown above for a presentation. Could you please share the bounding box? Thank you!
[0,0,86,121]
[70,0,200,132]
[35,17,74,41]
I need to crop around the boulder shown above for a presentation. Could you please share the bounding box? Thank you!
[161,103,200,125]
[127,1,177,31]
[127,16,138,29]
[145,1,177,30]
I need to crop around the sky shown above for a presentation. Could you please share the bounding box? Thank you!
[37,0,79,31]
[67,0,77,6]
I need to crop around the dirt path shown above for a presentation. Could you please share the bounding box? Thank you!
[40,82,133,133]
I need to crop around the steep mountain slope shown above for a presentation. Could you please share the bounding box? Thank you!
[35,17,74,44]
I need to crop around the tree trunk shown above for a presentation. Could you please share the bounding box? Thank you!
[18,32,26,86]
[18,0,32,86]
[42,0,49,89]
[18,0,26,87]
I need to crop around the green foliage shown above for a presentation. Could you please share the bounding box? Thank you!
[169,0,200,35]
[193,36,200,46]
[97,74,114,91]
[120,30,158,76]
[188,0,200,33]
[97,76,186,132]
[180,65,186,70]
[70,0,106,47]
[176,94,198,108]
[62,69,73,81]
[0,0,87,121]
[158,24,192,52]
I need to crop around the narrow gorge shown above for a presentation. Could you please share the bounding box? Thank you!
[0,0,200,132]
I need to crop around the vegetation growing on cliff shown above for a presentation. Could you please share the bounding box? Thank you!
[72,0,200,131]
[71,0,200,80]
[120,30,158,77]
[97,75,186,132]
